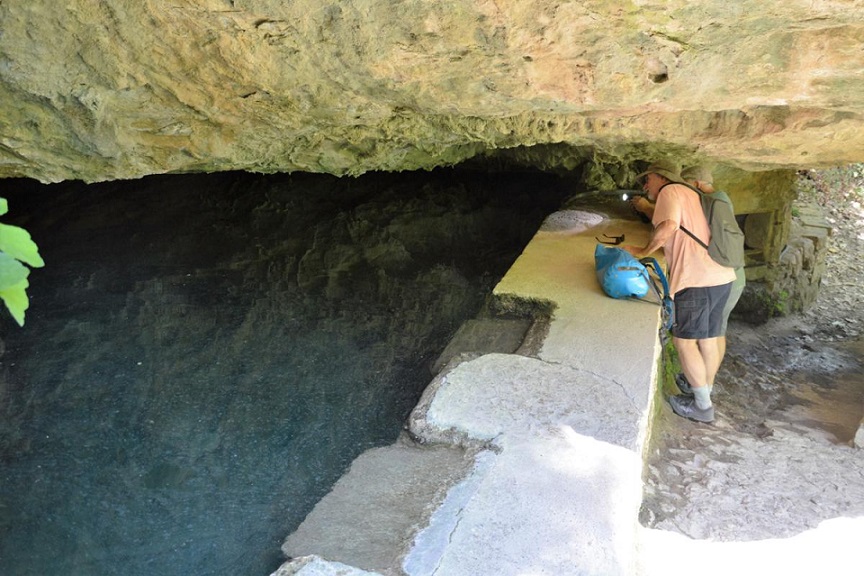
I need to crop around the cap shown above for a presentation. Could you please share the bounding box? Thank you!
[681,164,714,184]
[635,159,684,184]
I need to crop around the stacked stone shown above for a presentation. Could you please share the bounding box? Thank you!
[772,203,832,313]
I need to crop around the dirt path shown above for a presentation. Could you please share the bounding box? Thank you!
[642,167,864,541]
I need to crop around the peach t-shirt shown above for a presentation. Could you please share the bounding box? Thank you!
[652,183,736,297]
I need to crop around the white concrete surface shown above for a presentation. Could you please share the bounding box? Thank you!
[281,440,478,574]
[273,210,667,576]
[638,517,864,576]
[405,431,642,576]
[411,353,646,449]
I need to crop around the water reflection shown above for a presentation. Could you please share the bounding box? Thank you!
[0,169,566,576]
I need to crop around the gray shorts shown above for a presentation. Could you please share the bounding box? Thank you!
[719,267,746,335]
[672,282,733,340]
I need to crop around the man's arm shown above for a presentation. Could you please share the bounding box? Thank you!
[623,219,677,259]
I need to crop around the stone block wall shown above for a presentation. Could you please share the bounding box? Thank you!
[777,205,832,309]
[735,202,831,323]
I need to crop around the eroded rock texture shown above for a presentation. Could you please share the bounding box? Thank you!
[1,1,863,183]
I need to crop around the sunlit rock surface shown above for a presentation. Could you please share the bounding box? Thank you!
[1,1,863,183]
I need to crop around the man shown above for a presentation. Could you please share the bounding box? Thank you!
[623,160,736,423]
[674,165,746,398]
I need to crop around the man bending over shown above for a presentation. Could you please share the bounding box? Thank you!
[624,160,736,423]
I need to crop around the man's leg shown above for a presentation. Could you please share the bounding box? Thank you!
[699,336,723,387]
[715,268,743,366]
[673,336,707,389]
[674,336,722,390]
[678,336,722,393]
[670,335,715,422]
[673,282,733,397]
[668,284,730,423]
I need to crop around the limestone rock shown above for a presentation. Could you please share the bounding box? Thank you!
[1,1,864,183]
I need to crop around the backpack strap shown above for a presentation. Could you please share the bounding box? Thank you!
[666,182,710,250]
[679,224,709,250]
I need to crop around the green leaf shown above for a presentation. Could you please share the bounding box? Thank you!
[0,223,44,267]
[0,277,29,326]
[0,199,40,326]
[0,252,29,290]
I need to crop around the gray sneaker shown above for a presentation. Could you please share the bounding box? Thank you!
[668,395,714,423]
[675,373,693,396]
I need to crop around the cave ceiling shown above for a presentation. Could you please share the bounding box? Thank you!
[1,1,863,184]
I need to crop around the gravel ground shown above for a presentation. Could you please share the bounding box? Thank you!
[641,166,864,541]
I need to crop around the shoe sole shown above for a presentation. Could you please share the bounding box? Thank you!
[673,411,715,424]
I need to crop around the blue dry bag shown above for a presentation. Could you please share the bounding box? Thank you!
[594,245,650,299]
[594,245,674,332]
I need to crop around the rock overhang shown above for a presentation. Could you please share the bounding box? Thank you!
[1,1,863,184]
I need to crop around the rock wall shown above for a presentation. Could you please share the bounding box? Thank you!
[1,1,864,183]
[736,202,832,323]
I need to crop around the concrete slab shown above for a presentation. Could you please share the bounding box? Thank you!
[273,209,665,576]
[404,431,642,576]
[431,317,532,374]
[411,353,645,449]
[273,556,379,576]
[280,439,477,575]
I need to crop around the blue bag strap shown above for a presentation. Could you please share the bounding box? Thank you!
[639,257,674,333]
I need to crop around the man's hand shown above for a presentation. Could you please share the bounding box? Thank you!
[631,197,654,218]
[622,245,644,258]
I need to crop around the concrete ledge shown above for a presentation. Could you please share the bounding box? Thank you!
[273,209,664,576]
[410,353,645,449]
[273,556,379,576]
[281,439,478,574]
[403,431,642,576]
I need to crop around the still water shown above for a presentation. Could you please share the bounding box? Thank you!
[0,170,567,575]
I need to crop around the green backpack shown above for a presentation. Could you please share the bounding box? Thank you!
[669,183,746,269]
